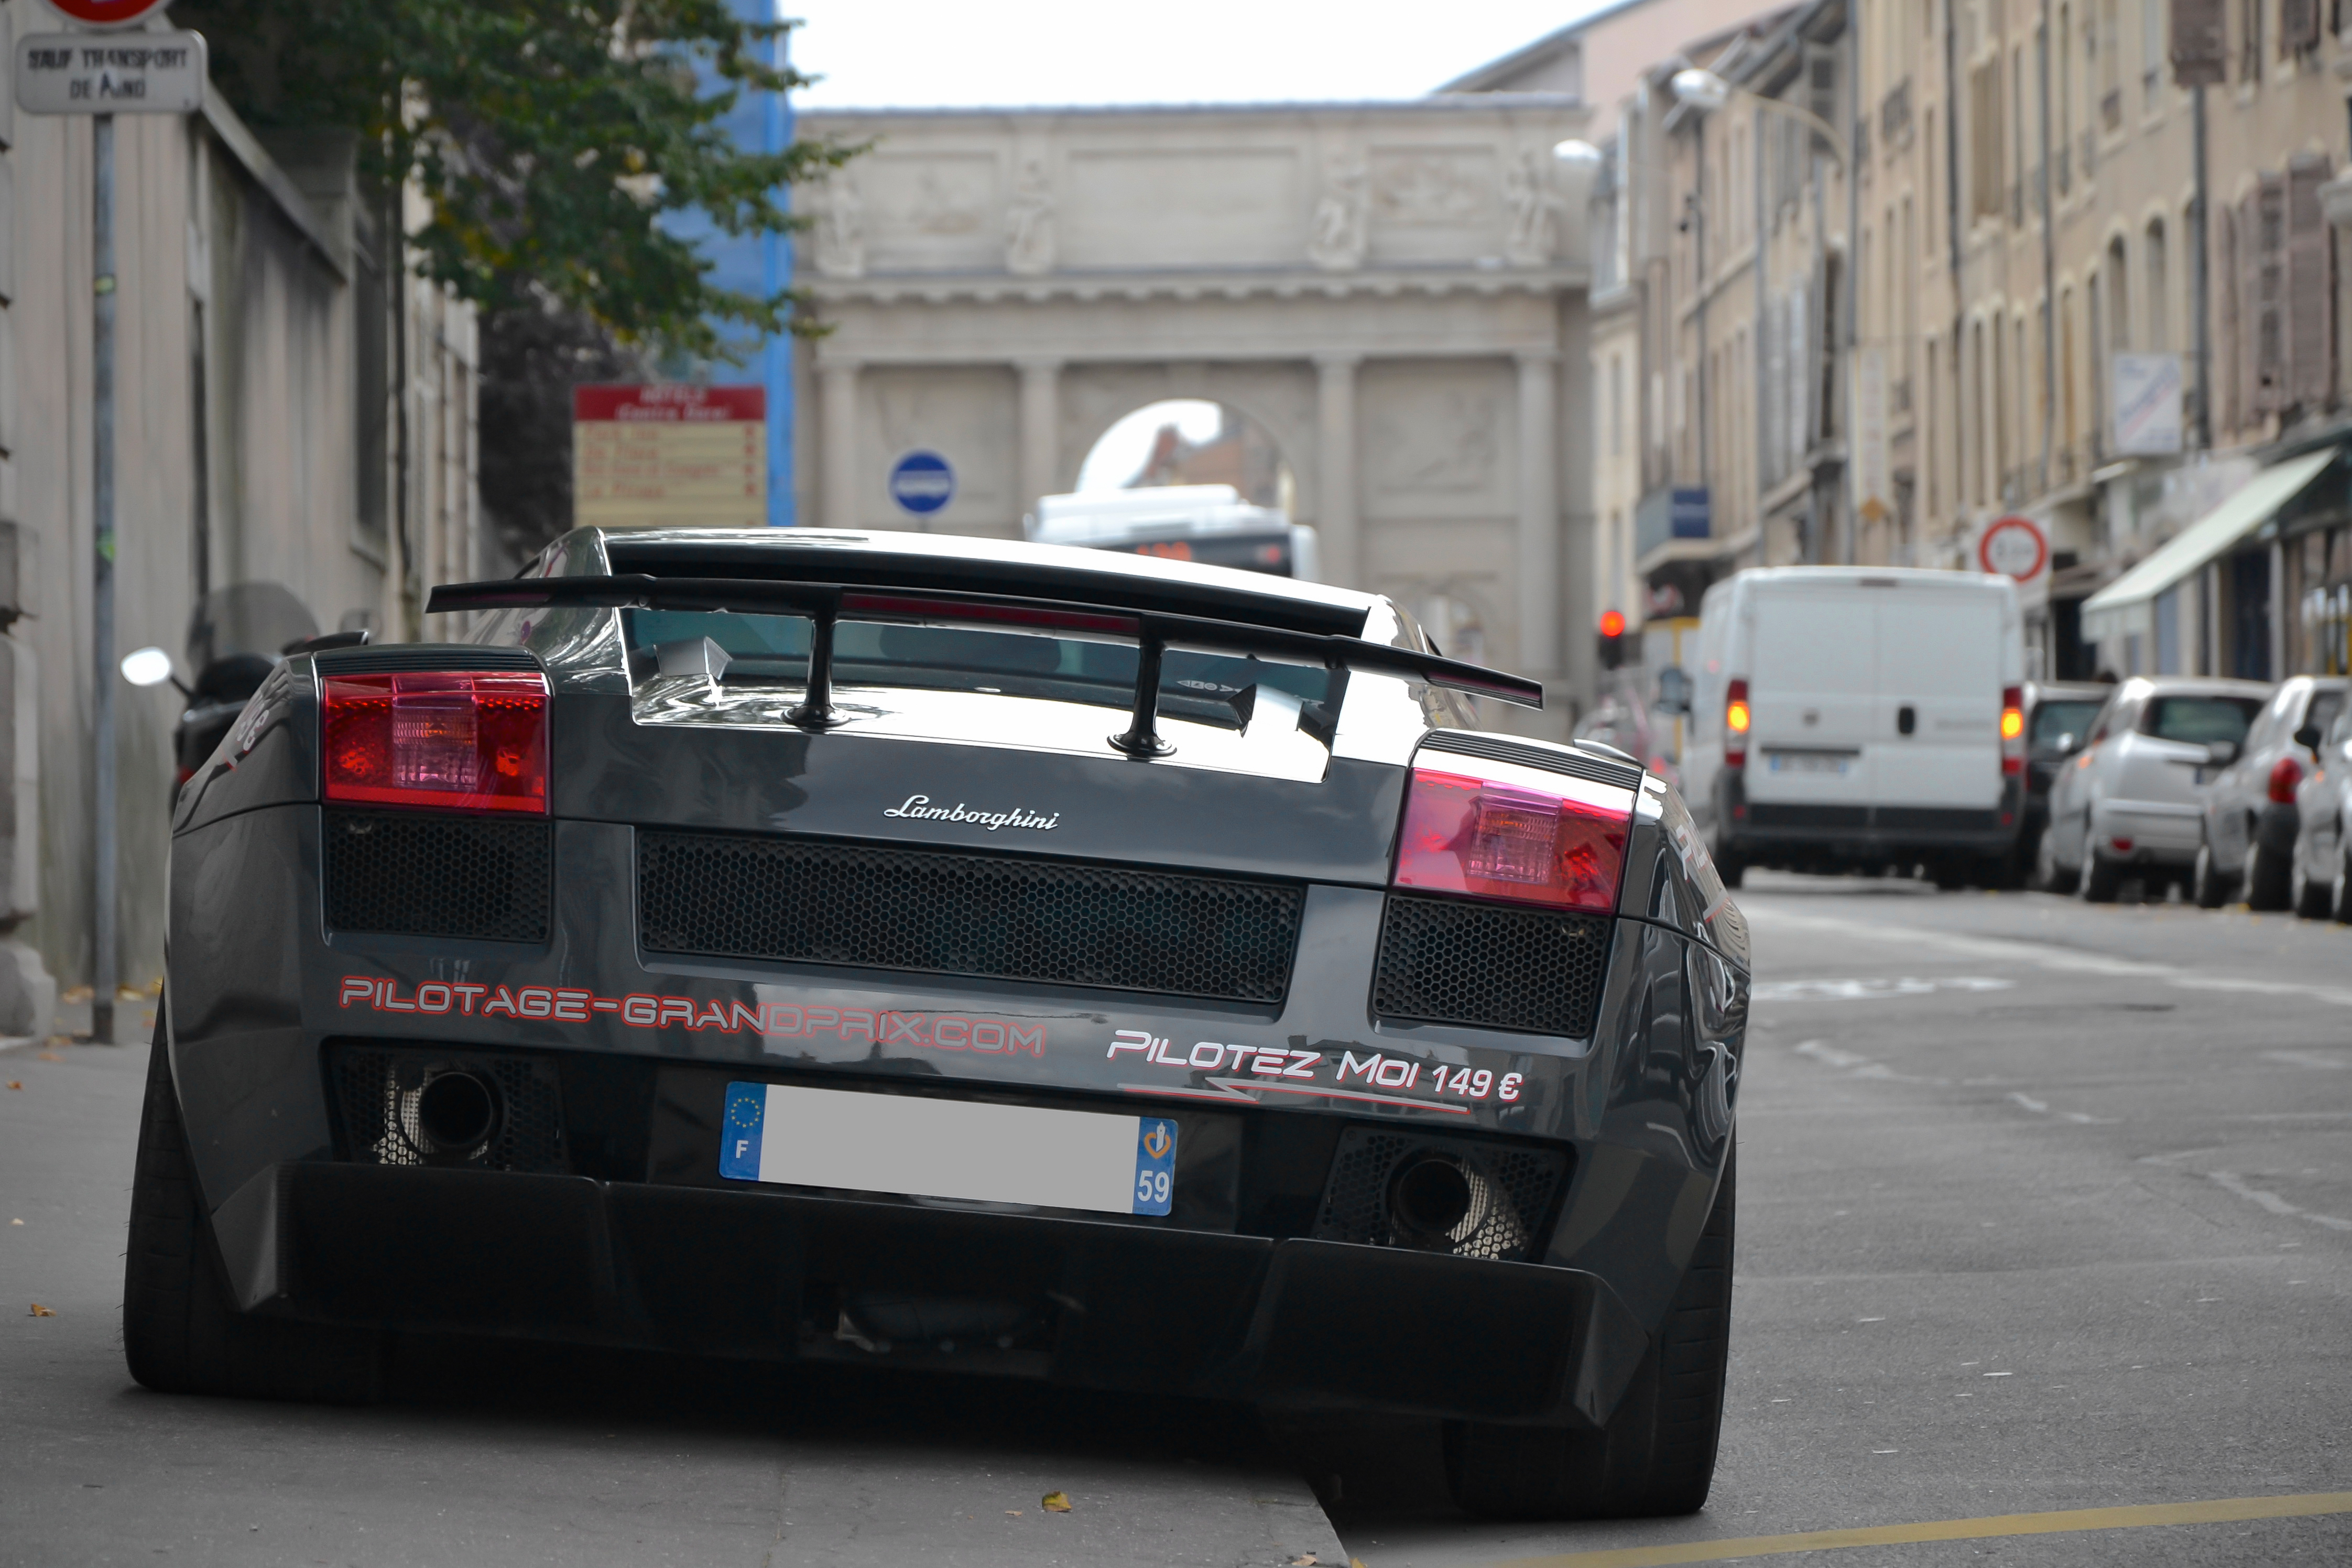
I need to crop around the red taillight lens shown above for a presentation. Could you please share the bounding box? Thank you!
[1394,765,1632,912]
[2000,685,2025,775]
[321,672,549,813]
[2269,756,2303,803]
[1724,678,1750,770]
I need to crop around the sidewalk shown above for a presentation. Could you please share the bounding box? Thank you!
[0,987,156,1054]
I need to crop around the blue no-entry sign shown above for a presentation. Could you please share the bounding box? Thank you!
[888,450,955,516]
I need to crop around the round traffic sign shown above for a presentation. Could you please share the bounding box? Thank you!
[888,450,955,516]
[40,0,174,27]
[1978,514,2048,581]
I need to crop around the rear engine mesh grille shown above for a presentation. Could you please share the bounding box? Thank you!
[1373,894,1611,1038]
[329,1045,566,1173]
[637,831,1305,1003]
[1314,1127,1569,1262]
[323,810,551,942]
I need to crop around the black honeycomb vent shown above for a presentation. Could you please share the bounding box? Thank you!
[1373,894,1612,1038]
[637,831,1304,1003]
[1313,1126,1569,1262]
[328,1044,567,1173]
[323,810,552,943]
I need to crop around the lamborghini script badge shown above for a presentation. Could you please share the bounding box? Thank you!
[884,794,1060,831]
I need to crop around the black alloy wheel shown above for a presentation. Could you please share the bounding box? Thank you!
[2331,843,2352,925]
[2289,851,2333,920]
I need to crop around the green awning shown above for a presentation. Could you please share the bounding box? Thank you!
[2081,449,2337,642]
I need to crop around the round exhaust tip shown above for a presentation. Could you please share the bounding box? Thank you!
[417,1070,499,1152]
[1391,1155,1473,1239]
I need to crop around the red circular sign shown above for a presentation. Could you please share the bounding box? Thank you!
[40,0,172,27]
[1978,515,2049,581]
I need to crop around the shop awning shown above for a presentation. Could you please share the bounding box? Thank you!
[2081,449,2338,643]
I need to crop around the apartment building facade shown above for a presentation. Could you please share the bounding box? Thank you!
[1589,0,2352,682]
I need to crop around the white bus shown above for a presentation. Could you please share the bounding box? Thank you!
[1027,486,1321,581]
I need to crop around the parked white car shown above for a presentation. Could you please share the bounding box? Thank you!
[1680,567,2026,888]
[2040,676,2272,901]
[2192,675,2347,908]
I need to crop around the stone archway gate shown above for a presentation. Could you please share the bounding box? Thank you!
[794,95,1596,722]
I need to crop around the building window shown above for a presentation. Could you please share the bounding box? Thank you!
[2146,220,2169,350]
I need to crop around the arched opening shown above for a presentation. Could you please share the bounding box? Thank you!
[1074,399,1294,513]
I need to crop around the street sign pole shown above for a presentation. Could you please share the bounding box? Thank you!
[91,108,116,1043]
[17,0,195,1042]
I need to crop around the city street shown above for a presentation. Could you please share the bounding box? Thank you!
[5,877,2349,1566]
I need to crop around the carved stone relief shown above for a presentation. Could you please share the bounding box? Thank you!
[1366,148,1503,264]
[1364,369,1508,505]
[1500,147,1562,266]
[1005,158,1057,276]
[806,171,866,279]
[1308,156,1367,271]
[862,154,1001,271]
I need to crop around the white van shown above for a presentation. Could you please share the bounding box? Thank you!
[1679,567,2027,886]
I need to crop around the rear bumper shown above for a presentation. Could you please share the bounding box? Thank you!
[2090,800,2202,864]
[1720,776,2022,857]
[207,1160,1651,1427]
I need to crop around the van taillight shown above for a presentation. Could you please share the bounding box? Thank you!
[321,672,549,813]
[2269,756,2303,803]
[1724,679,1750,770]
[1393,766,1631,913]
[2000,686,2024,775]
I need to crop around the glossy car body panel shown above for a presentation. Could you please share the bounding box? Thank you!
[2043,676,2273,878]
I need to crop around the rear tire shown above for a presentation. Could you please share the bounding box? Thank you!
[1444,1153,1734,1520]
[124,1010,385,1402]
[2332,846,2352,925]
[2078,832,2121,903]
[2290,851,2333,920]
[2245,840,2292,911]
[2191,841,2230,909]
[2029,825,2063,891]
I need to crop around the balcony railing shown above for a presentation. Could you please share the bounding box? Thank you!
[1880,78,1912,144]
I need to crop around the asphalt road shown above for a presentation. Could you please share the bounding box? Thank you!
[4,878,2348,1566]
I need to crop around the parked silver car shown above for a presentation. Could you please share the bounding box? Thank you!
[2040,677,2272,902]
[2192,675,2348,908]
[2289,703,2352,920]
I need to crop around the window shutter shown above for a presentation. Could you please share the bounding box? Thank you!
[2286,154,2333,405]
[2170,0,2229,79]
[2282,0,2323,50]
[2251,174,2287,412]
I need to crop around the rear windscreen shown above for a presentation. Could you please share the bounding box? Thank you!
[622,609,1336,729]
[2030,700,2104,746]
[2139,696,2264,744]
[2306,690,2345,739]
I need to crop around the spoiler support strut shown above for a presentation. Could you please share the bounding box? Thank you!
[426,574,1543,753]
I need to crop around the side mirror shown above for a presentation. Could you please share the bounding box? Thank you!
[1654,665,1692,716]
[2205,739,2239,767]
[2295,723,2323,756]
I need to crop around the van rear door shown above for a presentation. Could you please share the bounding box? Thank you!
[1747,586,1877,807]
[1873,589,2002,809]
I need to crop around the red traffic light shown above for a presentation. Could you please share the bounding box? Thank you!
[1598,609,1627,638]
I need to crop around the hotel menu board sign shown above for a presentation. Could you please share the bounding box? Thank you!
[573,385,766,529]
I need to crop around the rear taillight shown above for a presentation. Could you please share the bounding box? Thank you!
[321,672,549,813]
[1393,764,1632,913]
[2269,756,2303,803]
[2001,686,2024,776]
[1724,678,1750,770]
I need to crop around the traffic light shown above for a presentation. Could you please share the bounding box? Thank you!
[1597,608,1628,670]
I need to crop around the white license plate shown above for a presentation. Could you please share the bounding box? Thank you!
[1768,752,1853,775]
[718,1082,1178,1216]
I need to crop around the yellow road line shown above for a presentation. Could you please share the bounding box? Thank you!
[1491,1491,2352,1567]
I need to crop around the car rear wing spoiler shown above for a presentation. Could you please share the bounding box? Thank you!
[426,573,1543,756]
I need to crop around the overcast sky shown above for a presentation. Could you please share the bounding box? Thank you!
[786,2,1604,110]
